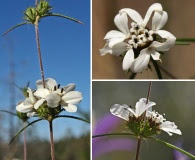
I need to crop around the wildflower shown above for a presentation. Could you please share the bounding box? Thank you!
[34,78,83,112]
[110,98,181,136]
[16,88,38,113]
[100,3,176,73]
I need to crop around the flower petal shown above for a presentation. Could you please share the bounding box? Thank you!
[16,101,32,113]
[27,88,37,103]
[143,3,163,27]
[62,91,83,104]
[63,83,76,94]
[34,99,45,109]
[27,112,36,117]
[160,121,182,136]
[152,11,168,31]
[122,49,134,70]
[150,30,176,51]
[110,104,131,121]
[135,98,156,117]
[130,48,150,73]
[104,30,126,40]
[46,93,60,108]
[119,8,143,24]
[36,78,57,90]
[150,50,161,61]
[99,43,113,56]
[114,12,130,35]
[63,104,77,112]
[112,42,129,56]
[34,88,50,99]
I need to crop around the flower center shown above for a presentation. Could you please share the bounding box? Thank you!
[125,22,154,51]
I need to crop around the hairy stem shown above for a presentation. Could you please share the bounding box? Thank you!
[34,17,45,88]
[135,137,141,160]
[49,120,55,160]
[23,121,27,160]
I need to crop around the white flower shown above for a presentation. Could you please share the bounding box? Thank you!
[110,98,181,136]
[16,88,38,113]
[34,78,83,112]
[110,98,155,120]
[147,111,182,136]
[100,3,176,73]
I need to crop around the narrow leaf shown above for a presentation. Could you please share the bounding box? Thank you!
[2,22,32,36]
[0,110,17,116]
[93,133,136,138]
[42,13,83,25]
[54,115,90,123]
[9,118,43,144]
[176,38,195,42]
[175,42,190,45]
[149,137,195,159]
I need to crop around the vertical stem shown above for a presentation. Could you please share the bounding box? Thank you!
[23,121,27,160]
[129,73,137,79]
[135,82,152,160]
[146,82,152,104]
[151,58,162,79]
[49,120,55,160]
[135,137,141,160]
[34,16,45,88]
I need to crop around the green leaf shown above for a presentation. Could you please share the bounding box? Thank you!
[54,115,90,123]
[175,42,190,45]
[2,22,32,36]
[176,38,195,42]
[42,13,83,25]
[149,137,195,159]
[93,133,136,138]
[9,118,43,144]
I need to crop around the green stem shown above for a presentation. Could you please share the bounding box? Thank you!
[49,120,55,160]
[151,58,162,79]
[176,38,195,42]
[0,110,17,116]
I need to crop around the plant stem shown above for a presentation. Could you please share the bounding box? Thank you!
[151,58,162,79]
[49,120,55,160]
[34,14,45,88]
[146,82,152,104]
[135,137,141,160]
[129,72,137,79]
[23,121,27,160]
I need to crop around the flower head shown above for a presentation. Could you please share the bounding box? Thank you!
[100,3,176,73]
[16,78,83,119]
[110,98,181,137]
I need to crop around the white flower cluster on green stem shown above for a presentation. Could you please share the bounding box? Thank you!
[16,78,83,118]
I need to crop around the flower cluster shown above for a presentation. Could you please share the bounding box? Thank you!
[100,3,176,73]
[110,98,181,137]
[16,78,83,119]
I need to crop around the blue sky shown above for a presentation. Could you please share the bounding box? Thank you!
[0,0,90,140]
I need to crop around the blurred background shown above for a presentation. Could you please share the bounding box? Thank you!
[92,81,195,160]
[0,0,90,159]
[92,0,195,79]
